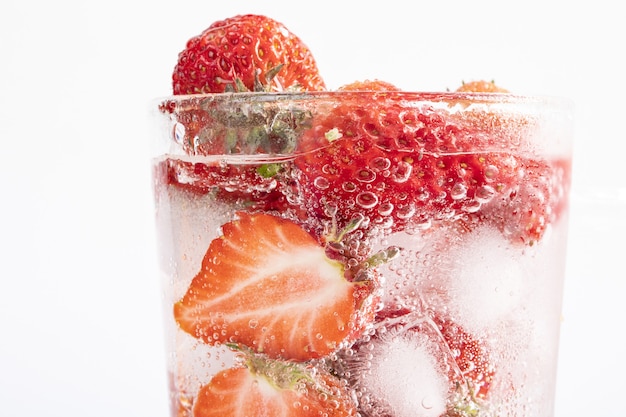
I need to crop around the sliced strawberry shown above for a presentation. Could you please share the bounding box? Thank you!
[173,14,325,95]
[193,359,356,417]
[174,212,376,361]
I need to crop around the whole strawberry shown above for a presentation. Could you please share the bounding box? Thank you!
[172,14,326,94]
[293,82,568,246]
[456,79,510,93]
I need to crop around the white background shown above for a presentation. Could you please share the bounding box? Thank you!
[1,1,624,416]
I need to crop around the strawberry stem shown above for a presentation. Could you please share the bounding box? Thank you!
[447,381,492,417]
[325,214,365,244]
[264,64,284,87]
[226,342,320,392]
[257,163,282,178]
[364,246,401,268]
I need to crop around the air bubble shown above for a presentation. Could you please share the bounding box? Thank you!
[464,200,482,213]
[396,203,416,219]
[174,122,185,144]
[342,181,357,192]
[378,216,394,229]
[422,396,435,410]
[356,192,379,209]
[450,183,468,200]
[313,176,330,190]
[356,169,376,183]
[370,157,392,172]
[321,164,334,175]
[324,202,338,217]
[414,216,432,230]
[475,185,496,203]
[484,165,500,182]
[377,202,394,216]
[391,161,412,183]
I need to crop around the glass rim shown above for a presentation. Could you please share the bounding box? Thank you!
[152,90,574,159]
[155,90,574,110]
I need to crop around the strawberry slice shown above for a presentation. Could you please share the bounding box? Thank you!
[174,212,376,361]
[193,359,356,417]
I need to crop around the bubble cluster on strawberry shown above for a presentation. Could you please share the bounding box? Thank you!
[294,82,568,245]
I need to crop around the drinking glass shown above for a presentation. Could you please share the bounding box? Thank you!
[152,91,573,417]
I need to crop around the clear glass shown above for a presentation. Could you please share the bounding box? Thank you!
[152,91,573,417]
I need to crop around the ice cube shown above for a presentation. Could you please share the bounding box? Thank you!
[376,225,528,333]
[383,225,529,336]
[355,320,449,417]
[442,226,526,333]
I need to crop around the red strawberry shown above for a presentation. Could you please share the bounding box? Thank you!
[167,15,325,156]
[172,14,325,94]
[156,158,302,216]
[333,310,492,417]
[433,316,495,399]
[174,212,377,362]
[455,80,510,93]
[483,157,571,245]
[338,79,401,91]
[294,90,569,245]
[193,359,356,417]
[372,308,495,398]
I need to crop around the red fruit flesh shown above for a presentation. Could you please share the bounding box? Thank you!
[193,365,356,417]
[174,212,375,361]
